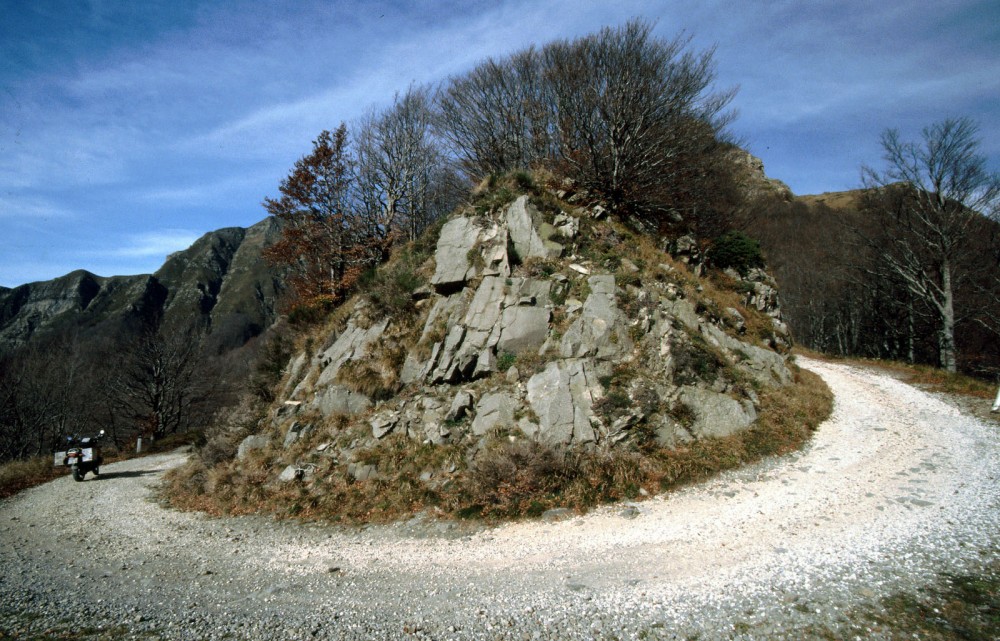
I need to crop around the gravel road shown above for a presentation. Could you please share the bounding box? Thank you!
[1,358,997,640]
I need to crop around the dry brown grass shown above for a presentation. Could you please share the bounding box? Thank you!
[877,362,994,399]
[0,456,69,500]
[163,364,832,524]
[164,430,467,524]
[454,365,832,520]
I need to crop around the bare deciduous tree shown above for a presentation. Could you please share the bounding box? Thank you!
[354,86,442,250]
[0,331,99,461]
[860,117,1000,372]
[544,21,735,216]
[108,329,213,439]
[435,19,735,225]
[436,48,554,178]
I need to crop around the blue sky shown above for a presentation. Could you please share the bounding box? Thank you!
[1,0,997,288]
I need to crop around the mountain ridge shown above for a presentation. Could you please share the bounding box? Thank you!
[0,217,286,355]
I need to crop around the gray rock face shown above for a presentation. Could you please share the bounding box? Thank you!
[273,192,795,461]
[414,275,554,386]
[314,319,389,388]
[497,305,550,354]
[701,324,792,387]
[236,435,270,461]
[471,392,516,436]
[526,361,597,444]
[312,385,371,416]
[430,217,480,291]
[560,275,631,360]
[282,354,309,397]
[282,421,312,449]
[678,386,757,439]
[506,196,562,261]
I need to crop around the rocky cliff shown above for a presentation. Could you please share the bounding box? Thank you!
[258,189,793,484]
[0,217,285,354]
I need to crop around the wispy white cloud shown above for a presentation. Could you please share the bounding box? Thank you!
[96,229,202,259]
[0,194,77,220]
[134,171,275,206]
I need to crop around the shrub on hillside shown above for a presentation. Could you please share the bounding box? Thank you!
[708,230,764,276]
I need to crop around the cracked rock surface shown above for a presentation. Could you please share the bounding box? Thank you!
[1,358,997,640]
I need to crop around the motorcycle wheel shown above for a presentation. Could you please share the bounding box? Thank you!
[71,466,85,482]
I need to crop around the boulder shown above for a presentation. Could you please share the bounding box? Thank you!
[506,196,561,261]
[677,386,757,439]
[525,361,597,444]
[237,434,270,461]
[560,275,631,360]
[430,217,480,291]
[370,412,399,439]
[421,408,449,444]
[347,462,378,481]
[471,392,516,436]
[277,464,313,483]
[445,390,475,421]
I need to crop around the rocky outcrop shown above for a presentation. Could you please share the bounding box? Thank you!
[526,361,598,444]
[271,192,795,467]
[728,149,794,201]
[431,217,482,292]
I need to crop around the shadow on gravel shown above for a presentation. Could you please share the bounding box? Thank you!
[92,470,159,480]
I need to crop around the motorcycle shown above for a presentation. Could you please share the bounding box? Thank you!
[54,430,105,482]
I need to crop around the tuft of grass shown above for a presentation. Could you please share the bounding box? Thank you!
[671,333,727,386]
[497,351,517,372]
[356,262,425,324]
[336,360,398,401]
[462,439,578,518]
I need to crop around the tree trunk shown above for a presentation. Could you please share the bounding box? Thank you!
[939,260,957,373]
[907,297,915,364]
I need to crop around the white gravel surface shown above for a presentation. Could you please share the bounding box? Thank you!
[1,358,998,640]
